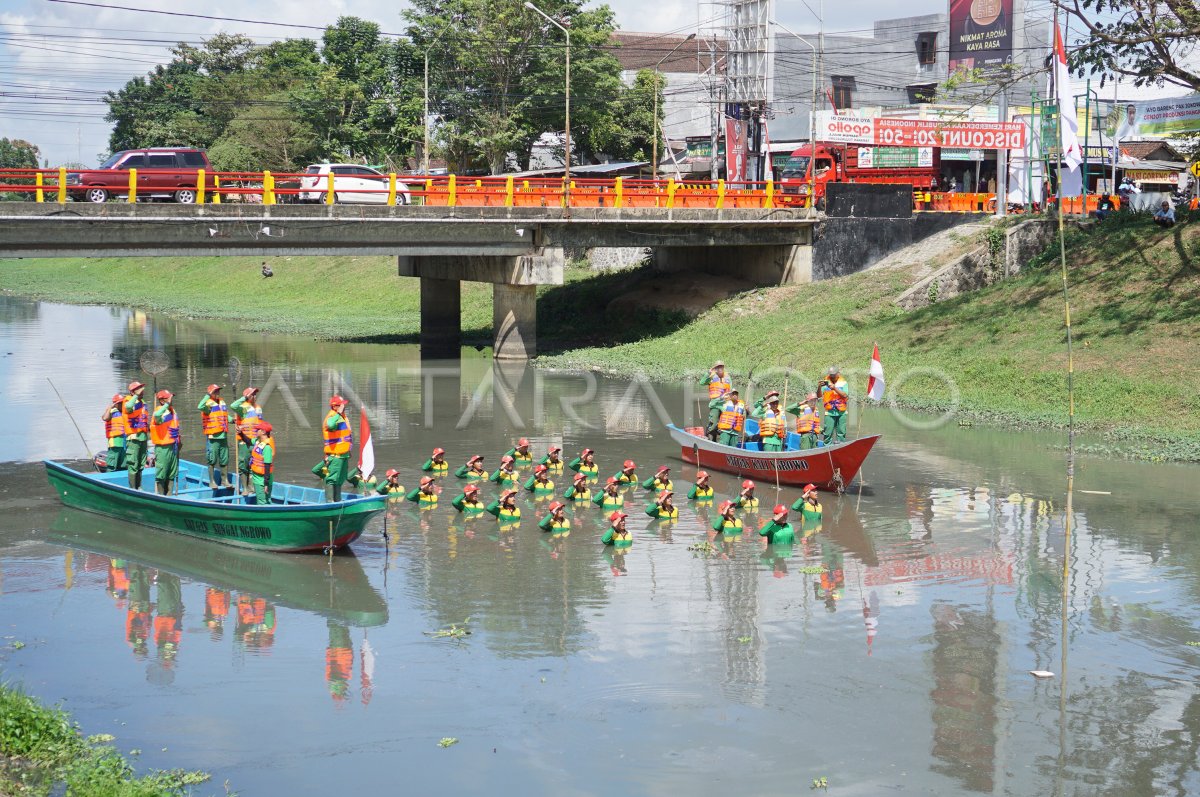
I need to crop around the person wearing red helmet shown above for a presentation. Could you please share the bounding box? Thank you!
[538,501,571,534]
[734,479,759,509]
[687,470,714,502]
[405,475,439,507]
[601,511,632,547]
[563,471,592,502]
[592,476,624,509]
[641,465,673,492]
[612,459,638,484]
[229,387,264,496]
[321,395,353,502]
[712,500,743,534]
[486,489,522,523]
[489,454,518,485]
[504,437,533,464]
[523,463,555,495]
[121,380,149,490]
[421,447,449,474]
[100,393,127,473]
[249,422,275,504]
[366,468,404,498]
[568,448,599,478]
[197,384,231,489]
[758,505,796,544]
[452,482,486,515]
[645,489,679,520]
[791,483,823,520]
[538,444,564,472]
[149,389,182,495]
[455,454,489,481]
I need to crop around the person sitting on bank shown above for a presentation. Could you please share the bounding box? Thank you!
[504,437,533,464]
[538,501,571,534]
[101,393,127,473]
[645,489,679,520]
[687,470,714,502]
[563,472,592,502]
[538,445,564,471]
[592,476,625,509]
[1154,200,1176,228]
[452,483,486,515]
[486,489,522,523]
[790,483,823,520]
[523,464,555,494]
[735,479,759,510]
[568,448,599,478]
[455,454,488,480]
[786,392,822,450]
[405,475,439,506]
[758,505,797,544]
[421,447,449,473]
[613,459,638,484]
[641,465,672,492]
[712,500,743,535]
[490,454,518,485]
[1092,194,1117,220]
[602,511,632,547]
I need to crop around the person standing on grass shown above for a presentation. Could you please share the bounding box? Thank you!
[101,393,126,473]
[820,367,849,445]
[321,395,353,502]
[198,384,231,488]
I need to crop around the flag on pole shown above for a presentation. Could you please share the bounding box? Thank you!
[866,344,885,402]
[1051,23,1082,172]
[358,407,375,481]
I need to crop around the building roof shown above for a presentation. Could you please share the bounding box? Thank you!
[610,32,725,74]
[1119,140,1185,163]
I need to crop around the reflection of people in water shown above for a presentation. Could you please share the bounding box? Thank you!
[360,633,376,708]
[125,565,152,659]
[153,573,183,667]
[204,587,229,639]
[236,595,276,649]
[604,546,628,576]
[816,540,845,612]
[326,622,353,703]
[863,590,880,656]
[107,558,130,607]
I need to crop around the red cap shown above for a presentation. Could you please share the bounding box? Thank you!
[803,483,817,493]
[696,470,709,479]
[517,437,529,447]
[257,421,272,434]
[467,454,484,464]
[765,390,780,400]
[573,472,587,482]
[548,444,562,453]
[500,488,519,499]
[605,476,618,485]
[329,395,347,408]
[155,389,172,401]
[464,483,480,494]
[623,459,636,469]
[609,511,627,522]
[128,380,145,392]
[548,501,565,512]
[773,504,787,516]
[806,392,818,401]
[433,447,445,456]
[206,384,221,395]
[582,448,594,457]
[385,468,400,478]
[718,500,735,513]
[420,476,434,486]
[501,455,515,465]
[742,479,755,489]
[111,393,124,403]
[658,489,673,499]
[242,387,258,398]
[656,465,670,475]
[535,464,548,474]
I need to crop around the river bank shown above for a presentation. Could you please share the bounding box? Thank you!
[0,682,211,796]
[3,214,1197,460]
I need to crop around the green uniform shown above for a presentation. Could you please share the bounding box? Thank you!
[568,457,599,478]
[538,514,570,534]
[103,407,126,472]
[735,495,759,510]
[785,402,821,450]
[602,527,632,548]
[455,464,489,480]
[228,397,261,477]
[490,468,518,485]
[706,396,724,437]
[151,403,179,489]
[322,410,351,499]
[250,440,273,505]
[564,485,592,502]
[790,498,823,521]
[641,476,673,492]
[712,516,743,534]
[612,471,637,485]
[592,490,624,509]
[312,460,366,487]
[523,475,555,494]
[198,397,229,463]
[451,494,487,515]
[504,448,533,464]
[821,378,849,445]
[538,455,564,471]
[758,519,796,545]
[687,484,714,501]
[485,500,521,523]
[405,487,438,506]
[123,394,149,488]
[421,458,449,474]
[645,501,679,520]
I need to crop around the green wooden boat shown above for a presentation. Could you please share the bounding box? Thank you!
[45,458,386,553]
[49,508,388,627]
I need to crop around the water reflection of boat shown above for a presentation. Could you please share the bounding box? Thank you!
[668,425,879,490]
[49,509,388,627]
[45,459,386,552]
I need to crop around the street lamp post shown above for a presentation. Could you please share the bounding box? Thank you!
[652,33,696,181]
[423,49,431,176]
[524,2,571,198]
[771,20,818,217]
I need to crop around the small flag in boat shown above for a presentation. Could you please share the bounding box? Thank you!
[358,407,375,481]
[867,344,885,402]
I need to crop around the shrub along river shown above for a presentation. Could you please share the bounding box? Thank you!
[1,296,1198,795]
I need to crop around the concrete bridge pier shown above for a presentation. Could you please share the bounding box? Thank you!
[653,238,814,285]
[399,250,563,361]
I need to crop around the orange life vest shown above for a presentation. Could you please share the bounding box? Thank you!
[795,405,821,434]
[238,404,263,439]
[201,398,228,436]
[104,409,125,441]
[717,399,745,432]
[707,373,732,399]
[123,395,148,434]
[822,377,848,413]
[758,408,786,439]
[250,438,273,475]
[205,588,229,618]
[323,410,352,455]
[149,407,180,447]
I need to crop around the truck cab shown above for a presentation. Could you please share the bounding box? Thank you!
[779,142,940,208]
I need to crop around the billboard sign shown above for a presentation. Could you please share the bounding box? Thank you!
[724,118,749,183]
[816,112,1026,149]
[1108,93,1200,138]
[948,0,1015,77]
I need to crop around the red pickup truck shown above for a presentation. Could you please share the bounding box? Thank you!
[67,147,216,203]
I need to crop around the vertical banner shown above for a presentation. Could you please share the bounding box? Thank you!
[724,117,748,185]
[762,121,773,182]
[947,0,1015,77]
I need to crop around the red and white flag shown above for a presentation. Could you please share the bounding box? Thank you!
[358,407,375,480]
[866,344,885,402]
[1051,23,1082,172]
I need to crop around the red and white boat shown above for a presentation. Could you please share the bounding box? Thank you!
[668,424,880,491]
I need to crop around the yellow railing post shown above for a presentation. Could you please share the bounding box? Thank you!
[128,168,138,203]
[196,169,206,205]
[424,178,432,206]
[326,171,335,205]
[716,179,725,209]
[764,179,774,209]
[615,177,624,208]
[666,178,676,209]
[448,174,457,207]
[57,167,67,204]
[522,180,529,191]
[388,173,397,206]
[212,174,221,204]
[505,175,514,207]
[35,172,44,203]
[263,171,275,205]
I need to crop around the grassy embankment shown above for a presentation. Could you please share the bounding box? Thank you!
[0,683,211,796]
[3,213,1198,459]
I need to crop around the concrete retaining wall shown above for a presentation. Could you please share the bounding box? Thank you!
[813,213,987,280]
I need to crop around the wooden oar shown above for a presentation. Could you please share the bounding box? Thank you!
[46,378,97,470]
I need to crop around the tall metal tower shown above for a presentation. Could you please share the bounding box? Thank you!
[722,0,773,181]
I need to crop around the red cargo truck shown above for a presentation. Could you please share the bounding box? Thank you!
[777,142,940,208]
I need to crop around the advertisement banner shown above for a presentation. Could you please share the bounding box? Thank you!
[816,112,1026,149]
[1108,93,1200,137]
[857,147,935,168]
[724,118,748,184]
[948,0,1015,76]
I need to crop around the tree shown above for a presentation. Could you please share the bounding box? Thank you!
[208,93,320,172]
[0,138,41,169]
[1055,0,1200,91]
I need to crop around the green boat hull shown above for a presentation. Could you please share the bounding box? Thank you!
[45,459,386,553]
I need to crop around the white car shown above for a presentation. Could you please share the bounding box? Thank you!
[299,164,410,204]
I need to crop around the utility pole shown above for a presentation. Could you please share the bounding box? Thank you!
[710,36,720,182]
[997,90,1008,216]
[422,50,431,175]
